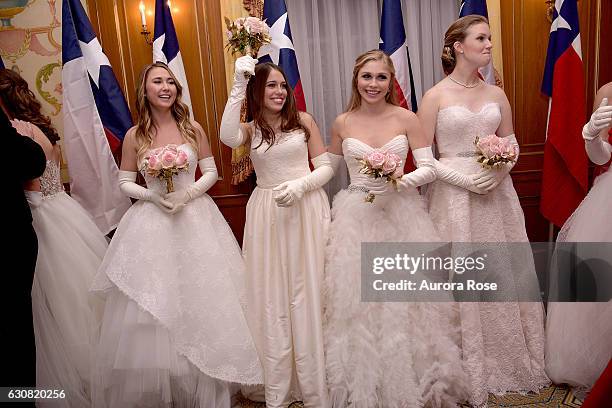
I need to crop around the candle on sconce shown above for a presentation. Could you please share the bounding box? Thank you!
[139,1,147,26]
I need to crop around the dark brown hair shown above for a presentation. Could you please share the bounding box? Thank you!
[346,50,398,112]
[246,62,309,149]
[0,68,60,144]
[442,15,489,75]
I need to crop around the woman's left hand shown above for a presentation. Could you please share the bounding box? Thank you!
[164,190,190,214]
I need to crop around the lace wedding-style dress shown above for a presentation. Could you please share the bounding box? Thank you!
[546,128,612,394]
[15,119,108,407]
[243,125,330,408]
[426,103,550,406]
[91,143,262,408]
[324,135,470,408]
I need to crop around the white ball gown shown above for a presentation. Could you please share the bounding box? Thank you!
[426,103,550,406]
[91,143,262,407]
[324,135,470,408]
[26,156,107,407]
[546,129,612,394]
[242,126,330,407]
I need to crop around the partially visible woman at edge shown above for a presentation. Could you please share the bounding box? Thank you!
[220,56,333,408]
[91,61,262,407]
[418,15,550,406]
[0,68,107,406]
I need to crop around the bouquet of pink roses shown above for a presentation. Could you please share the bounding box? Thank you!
[475,134,518,169]
[224,16,271,58]
[356,150,403,203]
[143,144,189,193]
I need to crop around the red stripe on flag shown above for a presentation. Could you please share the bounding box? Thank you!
[104,127,123,165]
[540,47,588,227]
[392,79,415,173]
[294,80,306,112]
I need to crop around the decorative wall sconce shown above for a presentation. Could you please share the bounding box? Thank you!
[139,1,152,45]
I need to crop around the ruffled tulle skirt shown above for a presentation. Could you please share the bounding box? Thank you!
[91,194,262,407]
[31,191,107,406]
[324,188,469,407]
[546,169,612,393]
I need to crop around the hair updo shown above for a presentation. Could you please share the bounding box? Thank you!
[441,14,489,75]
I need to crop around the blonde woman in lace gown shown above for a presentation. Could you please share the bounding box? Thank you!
[0,68,107,406]
[91,62,262,407]
[220,58,333,408]
[419,16,549,406]
[324,50,469,408]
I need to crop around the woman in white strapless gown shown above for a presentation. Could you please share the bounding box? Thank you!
[324,50,469,408]
[546,82,612,395]
[91,62,262,407]
[419,16,549,406]
[220,58,333,408]
[1,67,107,406]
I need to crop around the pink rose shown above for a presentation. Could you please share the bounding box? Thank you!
[392,167,403,179]
[175,150,188,167]
[148,154,162,170]
[161,149,177,168]
[476,134,498,158]
[382,155,398,175]
[226,30,233,40]
[245,17,268,35]
[367,151,386,169]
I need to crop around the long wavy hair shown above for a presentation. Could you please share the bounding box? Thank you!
[346,50,398,112]
[246,62,309,149]
[134,62,198,164]
[442,15,489,75]
[0,68,60,145]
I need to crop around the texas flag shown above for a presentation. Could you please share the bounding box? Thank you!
[540,0,588,227]
[379,0,417,111]
[257,0,306,112]
[379,0,418,172]
[153,0,193,117]
[459,0,495,85]
[62,0,132,234]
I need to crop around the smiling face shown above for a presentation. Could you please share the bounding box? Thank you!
[455,22,492,68]
[262,68,288,114]
[144,66,177,109]
[356,60,392,105]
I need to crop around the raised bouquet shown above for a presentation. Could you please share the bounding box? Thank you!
[475,134,518,169]
[143,144,189,193]
[357,150,403,203]
[224,16,271,57]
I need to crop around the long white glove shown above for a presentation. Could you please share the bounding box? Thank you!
[328,152,344,175]
[435,160,486,194]
[582,98,612,141]
[24,190,43,209]
[473,133,520,192]
[119,170,173,213]
[164,157,219,214]
[399,147,436,188]
[585,138,612,165]
[219,56,258,148]
[273,153,334,207]
[364,147,437,196]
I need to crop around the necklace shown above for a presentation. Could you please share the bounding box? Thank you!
[448,75,481,88]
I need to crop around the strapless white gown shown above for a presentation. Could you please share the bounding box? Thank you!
[323,135,470,407]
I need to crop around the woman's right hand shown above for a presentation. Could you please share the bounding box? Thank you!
[234,55,258,81]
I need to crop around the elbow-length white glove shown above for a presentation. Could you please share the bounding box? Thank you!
[473,134,520,192]
[434,160,486,195]
[219,56,258,148]
[583,98,612,165]
[273,153,334,207]
[164,157,219,215]
[119,170,173,213]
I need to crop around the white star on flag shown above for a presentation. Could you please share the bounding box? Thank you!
[551,0,571,33]
[257,12,294,64]
[79,37,111,88]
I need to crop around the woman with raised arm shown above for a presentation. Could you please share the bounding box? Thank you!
[323,49,469,408]
[219,56,333,408]
[418,16,549,405]
[91,62,262,407]
[546,82,612,396]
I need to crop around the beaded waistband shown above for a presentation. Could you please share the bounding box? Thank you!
[438,151,479,159]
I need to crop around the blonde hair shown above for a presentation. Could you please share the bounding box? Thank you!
[134,62,199,164]
[346,49,398,112]
[442,15,489,75]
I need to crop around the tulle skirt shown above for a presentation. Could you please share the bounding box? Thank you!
[30,191,107,407]
[324,188,469,407]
